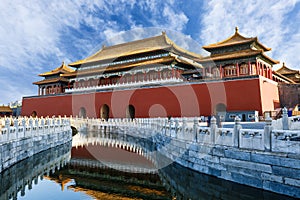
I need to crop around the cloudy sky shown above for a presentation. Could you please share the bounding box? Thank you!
[0,0,299,104]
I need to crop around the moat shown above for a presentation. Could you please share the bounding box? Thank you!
[0,128,296,200]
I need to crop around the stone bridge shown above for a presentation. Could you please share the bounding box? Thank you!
[70,112,300,198]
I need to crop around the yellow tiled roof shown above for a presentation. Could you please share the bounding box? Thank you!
[69,32,202,67]
[199,49,279,64]
[276,63,300,75]
[203,27,271,52]
[0,106,12,112]
[39,62,75,77]
[33,76,69,85]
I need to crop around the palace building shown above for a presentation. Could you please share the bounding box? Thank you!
[22,28,291,121]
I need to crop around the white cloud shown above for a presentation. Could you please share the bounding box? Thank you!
[200,0,300,69]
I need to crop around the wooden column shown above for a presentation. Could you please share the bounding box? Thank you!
[248,61,251,75]
[236,63,240,76]
[219,64,223,78]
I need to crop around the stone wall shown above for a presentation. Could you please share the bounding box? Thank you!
[0,142,71,200]
[0,117,72,173]
[278,83,300,108]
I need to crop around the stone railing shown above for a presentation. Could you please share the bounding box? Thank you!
[272,107,300,130]
[0,116,72,173]
[71,116,299,154]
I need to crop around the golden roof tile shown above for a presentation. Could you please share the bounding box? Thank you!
[39,62,75,77]
[199,49,279,64]
[203,27,271,51]
[33,76,69,85]
[276,62,300,75]
[0,106,12,112]
[69,32,202,67]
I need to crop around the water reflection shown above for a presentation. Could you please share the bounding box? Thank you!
[1,129,296,200]
[0,142,72,200]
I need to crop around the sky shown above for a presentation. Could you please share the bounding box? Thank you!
[0,0,299,104]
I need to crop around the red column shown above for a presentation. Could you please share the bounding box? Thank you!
[219,65,223,78]
[236,63,240,76]
[172,68,175,78]
[202,68,205,78]
[248,61,251,75]
[269,67,273,79]
[144,72,147,81]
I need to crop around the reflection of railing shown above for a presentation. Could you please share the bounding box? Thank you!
[65,77,183,93]
[0,117,72,173]
[0,142,71,200]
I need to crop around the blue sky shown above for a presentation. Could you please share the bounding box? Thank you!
[0,0,299,104]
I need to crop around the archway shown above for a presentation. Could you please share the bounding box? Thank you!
[100,104,110,121]
[31,111,37,118]
[126,105,135,119]
[79,107,86,118]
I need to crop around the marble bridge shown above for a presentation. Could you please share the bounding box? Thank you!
[70,110,300,198]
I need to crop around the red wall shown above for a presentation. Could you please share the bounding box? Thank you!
[22,77,279,118]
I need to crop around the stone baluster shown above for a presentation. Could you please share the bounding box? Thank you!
[29,118,33,137]
[264,116,273,151]
[169,117,174,137]
[282,107,289,130]
[182,117,187,137]
[193,117,198,141]
[210,116,217,144]
[174,118,179,137]
[233,116,241,147]
[14,118,19,139]
[41,118,45,134]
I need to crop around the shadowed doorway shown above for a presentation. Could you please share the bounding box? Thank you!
[126,105,135,119]
[100,104,110,121]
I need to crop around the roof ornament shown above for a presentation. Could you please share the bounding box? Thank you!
[102,44,106,49]
[235,26,239,33]
[283,62,285,67]
[162,31,166,35]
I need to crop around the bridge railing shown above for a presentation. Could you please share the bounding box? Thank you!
[71,114,299,154]
[0,116,71,144]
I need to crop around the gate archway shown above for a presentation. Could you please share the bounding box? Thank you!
[126,105,135,119]
[100,104,110,121]
[79,107,86,118]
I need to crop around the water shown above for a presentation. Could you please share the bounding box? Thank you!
[0,130,295,200]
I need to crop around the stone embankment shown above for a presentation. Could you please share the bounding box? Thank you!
[0,116,72,173]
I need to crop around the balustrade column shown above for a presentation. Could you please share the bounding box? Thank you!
[233,116,241,147]
[264,117,272,151]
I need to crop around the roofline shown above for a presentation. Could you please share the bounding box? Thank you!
[69,32,202,67]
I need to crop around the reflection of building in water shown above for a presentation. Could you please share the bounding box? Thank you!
[72,130,157,173]
[22,28,299,120]
[47,131,171,199]
[0,142,71,200]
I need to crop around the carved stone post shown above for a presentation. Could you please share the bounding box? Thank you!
[193,117,198,141]
[233,116,242,147]
[264,117,272,151]
[174,118,179,138]
[282,107,289,130]
[210,116,217,144]
[182,117,187,138]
